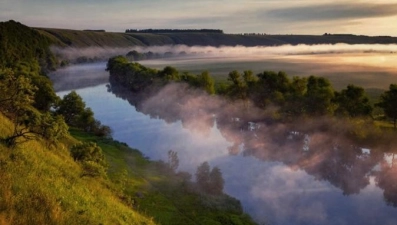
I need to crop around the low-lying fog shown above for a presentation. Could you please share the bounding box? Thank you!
[51,44,397,225]
[52,44,397,91]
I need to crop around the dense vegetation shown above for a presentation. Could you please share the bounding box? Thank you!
[107,56,374,117]
[0,20,256,224]
[2,19,397,224]
[107,55,397,141]
[125,29,224,34]
[107,56,215,95]
[0,20,58,72]
[36,26,397,48]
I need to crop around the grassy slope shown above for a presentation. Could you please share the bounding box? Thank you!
[36,28,145,47]
[0,113,155,225]
[0,113,255,224]
[70,129,256,225]
[35,27,397,48]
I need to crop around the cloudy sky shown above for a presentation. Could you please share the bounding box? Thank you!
[1,0,397,36]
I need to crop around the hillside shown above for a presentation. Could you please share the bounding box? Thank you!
[0,20,256,225]
[0,114,156,225]
[36,27,397,48]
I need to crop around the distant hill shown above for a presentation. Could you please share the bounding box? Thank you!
[35,26,397,48]
[0,20,57,71]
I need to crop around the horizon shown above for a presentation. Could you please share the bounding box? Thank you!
[5,21,393,37]
[2,1,397,36]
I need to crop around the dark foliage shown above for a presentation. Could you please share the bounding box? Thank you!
[125,28,223,34]
[0,20,57,72]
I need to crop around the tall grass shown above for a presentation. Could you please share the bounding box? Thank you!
[0,113,156,225]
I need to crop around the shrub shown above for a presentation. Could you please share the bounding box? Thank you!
[70,142,107,177]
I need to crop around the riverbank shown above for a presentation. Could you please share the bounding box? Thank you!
[69,128,257,225]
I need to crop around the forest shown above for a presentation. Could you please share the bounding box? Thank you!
[106,55,397,130]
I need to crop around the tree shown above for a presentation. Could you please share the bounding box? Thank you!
[197,71,215,95]
[196,161,211,191]
[167,150,179,172]
[195,162,225,195]
[126,50,144,61]
[209,166,224,195]
[13,61,59,111]
[160,66,180,81]
[304,76,335,116]
[77,107,96,132]
[377,84,397,128]
[70,142,107,177]
[334,84,372,117]
[32,112,69,145]
[227,70,246,99]
[0,68,67,146]
[255,70,291,107]
[282,76,307,117]
[56,91,86,126]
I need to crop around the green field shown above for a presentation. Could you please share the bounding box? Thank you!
[140,54,397,91]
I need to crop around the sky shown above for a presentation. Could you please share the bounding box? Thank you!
[1,0,397,36]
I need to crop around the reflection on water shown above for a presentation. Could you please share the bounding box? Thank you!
[53,59,397,225]
[139,53,397,90]
[55,80,397,225]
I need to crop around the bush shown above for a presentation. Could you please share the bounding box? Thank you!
[70,142,107,177]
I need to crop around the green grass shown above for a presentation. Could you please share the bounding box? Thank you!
[70,128,257,225]
[0,113,156,225]
[36,28,145,47]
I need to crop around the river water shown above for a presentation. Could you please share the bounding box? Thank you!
[53,60,397,225]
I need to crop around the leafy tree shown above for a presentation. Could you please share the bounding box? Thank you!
[56,91,112,136]
[92,120,112,138]
[255,70,291,107]
[209,166,225,195]
[77,107,96,131]
[181,71,200,87]
[126,50,145,61]
[160,66,180,81]
[195,162,225,195]
[196,161,211,191]
[334,84,373,117]
[168,150,179,172]
[0,68,67,146]
[377,84,397,128]
[197,71,215,95]
[13,61,59,111]
[242,70,257,86]
[304,76,335,116]
[56,91,86,126]
[32,112,69,145]
[227,70,246,99]
[282,76,308,117]
[71,142,106,165]
[30,74,59,111]
[106,55,128,70]
[70,142,107,177]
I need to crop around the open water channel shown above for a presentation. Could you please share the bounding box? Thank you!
[52,58,397,225]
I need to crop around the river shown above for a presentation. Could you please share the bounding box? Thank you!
[52,59,397,225]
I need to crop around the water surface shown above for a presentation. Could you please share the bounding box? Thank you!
[53,60,397,225]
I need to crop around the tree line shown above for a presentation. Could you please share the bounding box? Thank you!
[125,28,223,34]
[107,55,397,128]
[107,55,215,94]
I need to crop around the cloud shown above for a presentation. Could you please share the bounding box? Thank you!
[266,3,397,22]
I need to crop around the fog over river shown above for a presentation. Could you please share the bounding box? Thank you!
[51,48,397,225]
